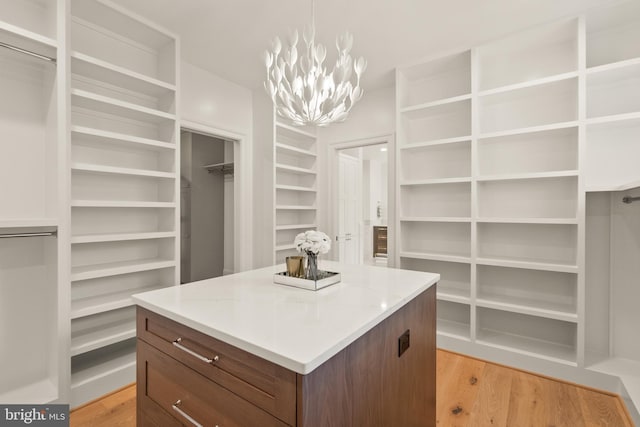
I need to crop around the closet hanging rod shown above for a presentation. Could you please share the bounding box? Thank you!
[0,41,56,64]
[622,196,640,204]
[0,231,57,239]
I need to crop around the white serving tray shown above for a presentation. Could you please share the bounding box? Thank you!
[273,270,341,291]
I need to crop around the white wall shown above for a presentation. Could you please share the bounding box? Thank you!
[610,187,640,360]
[361,148,388,261]
[190,134,225,280]
[318,86,395,145]
[180,131,193,283]
[178,65,396,270]
[251,90,276,268]
[181,61,253,133]
[366,158,388,226]
[223,140,234,275]
[318,86,396,264]
[180,60,253,271]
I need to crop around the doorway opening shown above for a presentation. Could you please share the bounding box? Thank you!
[180,130,235,283]
[333,139,392,267]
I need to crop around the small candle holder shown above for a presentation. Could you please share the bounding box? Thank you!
[285,256,305,278]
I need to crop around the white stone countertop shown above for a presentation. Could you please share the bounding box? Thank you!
[132,261,439,374]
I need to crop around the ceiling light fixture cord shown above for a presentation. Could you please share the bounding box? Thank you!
[263,0,367,127]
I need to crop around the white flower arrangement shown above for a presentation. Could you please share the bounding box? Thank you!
[294,230,331,255]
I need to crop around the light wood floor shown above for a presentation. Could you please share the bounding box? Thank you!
[70,349,634,427]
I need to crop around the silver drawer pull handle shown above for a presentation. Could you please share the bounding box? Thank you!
[173,338,219,364]
[172,400,204,427]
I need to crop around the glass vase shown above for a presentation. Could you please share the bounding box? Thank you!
[306,252,318,280]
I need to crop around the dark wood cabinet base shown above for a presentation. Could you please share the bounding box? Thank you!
[296,285,436,426]
[137,285,436,426]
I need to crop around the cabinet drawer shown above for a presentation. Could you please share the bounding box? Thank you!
[138,340,289,427]
[137,307,296,425]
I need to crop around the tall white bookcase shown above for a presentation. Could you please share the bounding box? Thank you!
[68,0,179,407]
[0,0,69,404]
[273,121,318,264]
[397,18,583,366]
[397,3,640,417]
[583,1,640,417]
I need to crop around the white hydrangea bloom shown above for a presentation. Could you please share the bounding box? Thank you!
[294,230,331,255]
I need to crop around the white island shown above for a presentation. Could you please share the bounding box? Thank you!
[133,261,439,426]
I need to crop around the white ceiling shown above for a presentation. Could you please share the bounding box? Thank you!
[112,0,618,92]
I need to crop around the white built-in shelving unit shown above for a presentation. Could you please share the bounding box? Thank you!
[397,17,582,368]
[0,0,68,404]
[68,0,179,407]
[582,1,640,417]
[397,4,640,418]
[273,122,318,263]
[584,1,640,193]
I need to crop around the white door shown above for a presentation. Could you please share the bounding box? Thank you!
[337,152,361,263]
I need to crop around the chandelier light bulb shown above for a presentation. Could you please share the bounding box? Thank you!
[263,20,367,126]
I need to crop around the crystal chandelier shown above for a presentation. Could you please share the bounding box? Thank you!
[263,1,367,127]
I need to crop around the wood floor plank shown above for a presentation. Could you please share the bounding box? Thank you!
[436,350,486,427]
[539,371,585,427]
[70,383,136,427]
[70,351,635,427]
[505,368,547,427]
[467,362,513,427]
[577,386,634,427]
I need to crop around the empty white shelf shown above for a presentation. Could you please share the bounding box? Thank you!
[400,217,471,223]
[71,231,175,244]
[275,205,316,210]
[476,257,578,273]
[586,179,640,192]
[71,259,176,282]
[401,136,472,150]
[476,170,579,182]
[276,184,317,192]
[70,355,136,409]
[0,219,57,229]
[0,378,57,405]
[275,224,317,231]
[400,93,472,114]
[400,177,472,186]
[476,218,579,225]
[71,89,176,123]
[479,121,579,140]
[477,331,577,366]
[437,319,471,341]
[476,298,578,323]
[275,163,316,175]
[586,111,640,126]
[71,301,136,354]
[437,290,471,304]
[275,244,296,251]
[70,284,171,318]
[478,71,579,97]
[0,19,57,60]
[71,200,176,208]
[276,122,316,139]
[71,320,136,356]
[71,346,136,391]
[400,251,471,264]
[71,51,176,96]
[71,162,175,179]
[275,143,316,157]
[71,126,175,151]
[587,57,640,75]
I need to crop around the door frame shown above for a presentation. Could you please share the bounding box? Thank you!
[327,134,395,267]
[337,150,363,263]
[181,120,251,274]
